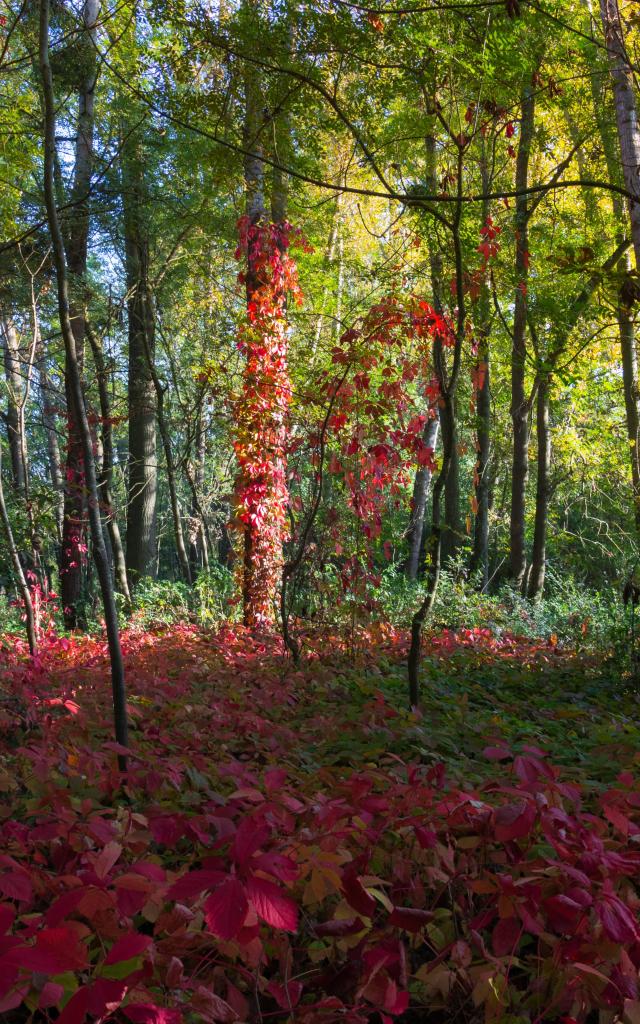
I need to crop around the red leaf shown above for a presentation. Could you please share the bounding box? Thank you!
[388,906,433,933]
[204,879,248,940]
[0,903,15,934]
[544,894,583,933]
[0,872,32,902]
[105,933,152,965]
[246,875,298,931]
[35,926,88,970]
[494,800,536,841]
[342,870,377,917]
[267,980,303,1009]
[57,987,89,1024]
[315,917,365,937]
[414,827,437,849]
[167,869,226,901]
[39,982,64,1009]
[492,917,521,956]
[597,893,640,943]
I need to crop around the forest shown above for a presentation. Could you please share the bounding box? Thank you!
[2,0,640,1021]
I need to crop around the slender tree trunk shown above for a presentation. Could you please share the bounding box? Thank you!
[188,407,208,576]
[406,416,439,580]
[470,162,493,590]
[59,0,100,629]
[527,374,551,601]
[407,92,466,706]
[86,322,132,606]
[124,136,157,583]
[509,74,536,587]
[471,336,491,589]
[141,326,191,585]
[600,0,640,268]
[440,398,460,565]
[39,0,128,764]
[619,288,640,534]
[36,336,64,545]
[526,240,630,599]
[0,444,37,655]
[1,319,27,493]
[591,27,640,537]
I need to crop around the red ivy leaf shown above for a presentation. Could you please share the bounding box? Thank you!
[204,879,248,940]
[246,875,298,932]
[105,933,152,965]
[494,800,536,842]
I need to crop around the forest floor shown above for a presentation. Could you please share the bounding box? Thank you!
[1,624,640,1022]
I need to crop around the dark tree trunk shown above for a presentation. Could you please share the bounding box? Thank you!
[59,0,100,629]
[619,293,640,535]
[406,416,439,580]
[188,407,209,576]
[39,0,128,765]
[509,74,536,588]
[36,336,64,545]
[471,337,491,589]
[527,375,550,601]
[124,139,157,583]
[86,322,132,606]
[591,24,640,538]
[440,399,460,566]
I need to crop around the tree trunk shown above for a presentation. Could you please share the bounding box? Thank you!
[509,74,536,587]
[59,0,100,629]
[406,416,439,580]
[527,374,550,601]
[591,27,640,538]
[124,136,157,583]
[440,399,460,565]
[471,337,491,589]
[0,443,37,655]
[36,335,64,546]
[188,407,209,576]
[39,0,128,765]
[86,322,132,606]
[619,289,640,534]
[600,0,640,268]
[1,319,27,493]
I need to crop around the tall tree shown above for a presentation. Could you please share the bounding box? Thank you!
[509,72,536,588]
[124,131,158,584]
[39,0,129,764]
[58,0,100,628]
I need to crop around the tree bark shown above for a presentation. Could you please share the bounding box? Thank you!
[0,442,37,655]
[527,374,550,601]
[1,319,27,493]
[58,0,100,629]
[440,398,460,565]
[124,135,157,583]
[509,73,536,587]
[36,335,64,546]
[188,406,209,576]
[39,0,128,764]
[406,416,439,580]
[86,322,132,606]
[600,0,640,268]
[591,25,640,537]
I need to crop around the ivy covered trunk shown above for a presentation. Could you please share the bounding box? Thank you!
[235,49,295,629]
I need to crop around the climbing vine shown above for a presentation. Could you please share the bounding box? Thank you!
[233,217,309,628]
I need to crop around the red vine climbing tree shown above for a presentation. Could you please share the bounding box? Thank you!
[233,217,307,628]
